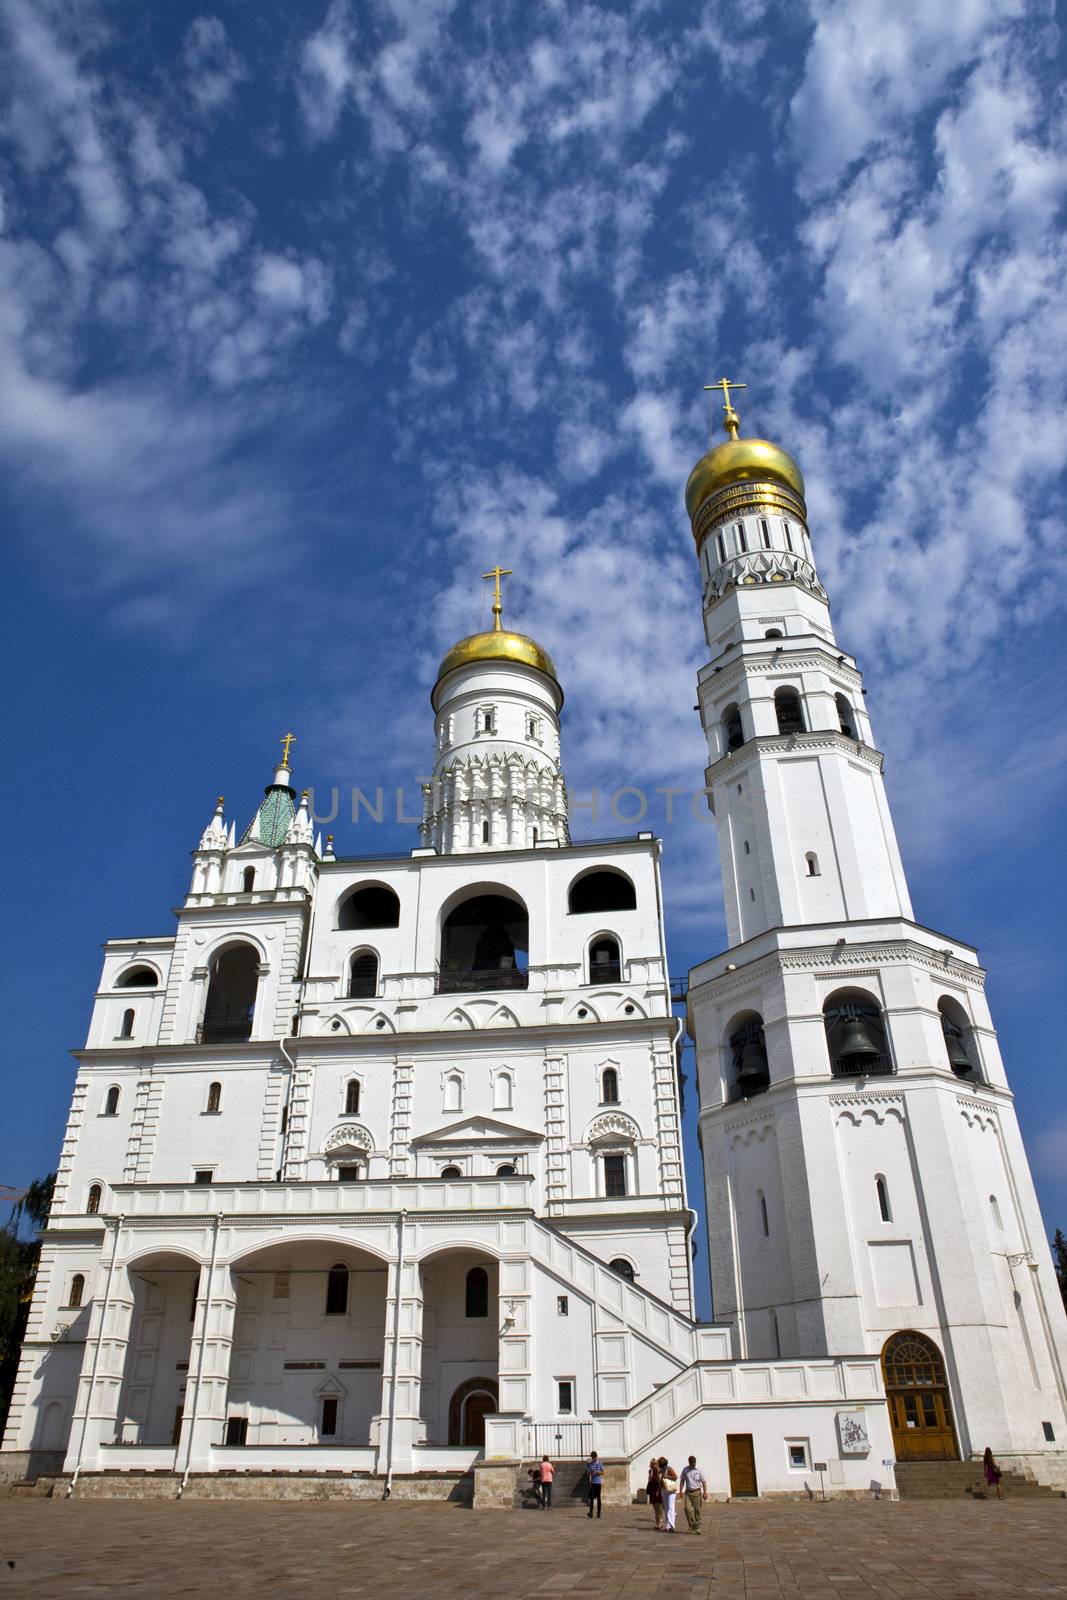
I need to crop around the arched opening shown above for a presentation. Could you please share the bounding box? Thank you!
[493,1072,513,1111]
[448,1377,499,1447]
[86,1183,102,1215]
[609,1258,635,1281]
[938,996,979,1079]
[568,870,636,915]
[116,965,158,988]
[119,1009,135,1039]
[823,990,891,1077]
[440,1165,462,1179]
[116,1252,202,1446]
[439,890,529,992]
[344,1079,361,1116]
[200,943,259,1044]
[589,935,622,983]
[727,1011,770,1101]
[722,703,744,752]
[805,852,820,877]
[496,1163,517,1178]
[348,950,379,999]
[601,1067,620,1105]
[242,866,256,893]
[835,693,857,739]
[104,1085,120,1116]
[774,686,805,735]
[206,1081,222,1115]
[337,884,401,930]
[465,1266,489,1318]
[443,1073,463,1112]
[68,1273,85,1309]
[764,628,783,639]
[881,1331,959,1461]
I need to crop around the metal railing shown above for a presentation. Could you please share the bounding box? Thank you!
[435,968,529,994]
[830,1055,892,1078]
[196,1009,254,1044]
[525,1421,594,1459]
[588,963,622,984]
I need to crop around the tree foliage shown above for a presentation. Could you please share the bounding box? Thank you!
[0,1173,55,1433]
[1053,1228,1067,1313]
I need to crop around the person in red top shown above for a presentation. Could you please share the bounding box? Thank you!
[539,1455,555,1509]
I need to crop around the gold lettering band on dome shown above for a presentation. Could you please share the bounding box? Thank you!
[692,481,809,549]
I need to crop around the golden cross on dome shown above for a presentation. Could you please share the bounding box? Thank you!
[704,377,747,440]
[279,731,297,767]
[482,565,513,632]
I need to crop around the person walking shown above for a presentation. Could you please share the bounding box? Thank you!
[658,1456,678,1532]
[646,1457,664,1530]
[679,1455,708,1533]
[587,1450,604,1518]
[539,1454,555,1509]
[983,1447,1003,1500]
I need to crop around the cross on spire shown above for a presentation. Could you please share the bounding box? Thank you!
[704,377,747,440]
[279,731,297,768]
[482,565,513,632]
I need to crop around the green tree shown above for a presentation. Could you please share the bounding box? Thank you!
[1053,1228,1067,1313]
[0,1173,55,1432]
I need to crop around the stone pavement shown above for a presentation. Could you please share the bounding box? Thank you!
[0,1497,1064,1600]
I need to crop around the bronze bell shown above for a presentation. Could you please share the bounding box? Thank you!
[836,1015,880,1066]
[737,1037,769,1085]
[943,1027,971,1072]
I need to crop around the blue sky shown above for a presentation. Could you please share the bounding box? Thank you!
[1,0,1065,1311]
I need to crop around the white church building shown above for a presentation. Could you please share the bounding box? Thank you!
[3,398,1065,1501]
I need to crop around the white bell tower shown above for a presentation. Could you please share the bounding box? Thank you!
[687,381,1067,1480]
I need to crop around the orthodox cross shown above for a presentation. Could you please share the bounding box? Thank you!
[279,731,297,767]
[704,377,747,440]
[482,565,513,632]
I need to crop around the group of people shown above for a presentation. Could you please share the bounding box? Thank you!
[531,1450,709,1531]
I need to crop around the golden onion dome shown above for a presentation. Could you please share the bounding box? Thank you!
[436,628,558,685]
[685,435,805,523]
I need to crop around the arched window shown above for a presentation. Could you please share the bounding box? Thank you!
[601,1067,620,1104]
[119,1009,134,1039]
[465,1266,489,1318]
[728,1013,769,1100]
[608,1258,635,1281]
[116,965,157,988]
[86,1184,102,1215]
[444,1073,463,1112]
[990,1194,1003,1231]
[344,1079,361,1116]
[104,1085,120,1116]
[242,866,256,892]
[493,1072,513,1111]
[602,1153,627,1197]
[764,628,783,639]
[805,852,820,877]
[823,991,891,1077]
[440,890,529,991]
[938,996,978,1079]
[567,870,636,915]
[206,1081,222,1115]
[876,1175,891,1222]
[589,936,621,982]
[325,1263,349,1316]
[835,694,857,739]
[774,686,805,735]
[200,943,259,1044]
[758,1191,769,1237]
[440,1165,462,1179]
[496,1163,517,1177]
[337,884,401,931]
[722,703,744,753]
[68,1274,85,1309]
[348,950,379,999]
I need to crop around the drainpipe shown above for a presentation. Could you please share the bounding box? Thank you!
[278,1034,298,1177]
[382,1209,407,1499]
[179,1211,222,1496]
[67,1213,124,1497]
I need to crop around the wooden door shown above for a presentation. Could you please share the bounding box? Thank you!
[882,1331,958,1462]
[463,1391,495,1446]
[726,1433,758,1497]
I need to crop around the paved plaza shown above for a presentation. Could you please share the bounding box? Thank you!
[0,1497,1064,1600]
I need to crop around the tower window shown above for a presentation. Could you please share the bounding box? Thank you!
[119,1009,134,1039]
[348,950,378,998]
[759,1192,769,1236]
[325,1264,349,1315]
[603,1154,627,1197]
[601,1067,619,1104]
[103,1085,120,1116]
[336,1164,362,1182]
[68,1274,85,1309]
[242,867,255,893]
[344,1079,360,1116]
[990,1194,1003,1230]
[496,1163,517,1178]
[206,1081,222,1115]
[482,820,490,843]
[736,522,747,553]
[722,704,744,753]
[823,992,891,1077]
[608,1258,635,1282]
[938,997,978,1079]
[774,687,805,735]
[716,532,726,564]
[590,936,621,982]
[805,852,820,876]
[86,1184,102,1215]
[760,519,771,549]
[440,1164,462,1179]
[783,521,794,552]
[765,628,783,639]
[876,1175,891,1222]
[743,841,750,855]
[465,1266,489,1318]
[320,1397,338,1437]
[194,1169,213,1185]
[836,694,857,739]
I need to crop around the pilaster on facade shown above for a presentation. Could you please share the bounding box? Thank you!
[281,1065,314,1180]
[256,1065,287,1181]
[388,1056,414,1176]
[124,1071,163,1183]
[651,1043,685,1203]
[542,1051,568,1214]
[51,1077,88,1214]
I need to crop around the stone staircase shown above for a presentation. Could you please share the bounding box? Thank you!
[895,1461,1065,1500]
[512,1461,590,1510]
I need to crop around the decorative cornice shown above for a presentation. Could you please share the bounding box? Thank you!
[706,730,883,786]
[691,939,985,1002]
[701,648,862,694]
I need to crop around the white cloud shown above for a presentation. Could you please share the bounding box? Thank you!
[183,16,248,115]
[297,1,357,141]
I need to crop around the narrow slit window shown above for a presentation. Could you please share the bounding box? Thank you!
[783,521,794,552]
[206,1081,222,1115]
[86,1184,102,1215]
[760,518,771,549]
[482,820,490,843]
[716,532,726,564]
[119,1009,134,1039]
[320,1396,338,1436]
[759,1192,769,1236]
[68,1274,85,1309]
[104,1085,120,1116]
[344,1079,361,1116]
[325,1264,349,1315]
[601,1067,619,1104]
[806,852,820,876]
[603,1154,627,1197]
[990,1194,1003,1230]
[876,1176,891,1222]
[736,521,747,553]
[242,867,255,892]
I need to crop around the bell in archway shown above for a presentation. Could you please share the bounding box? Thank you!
[736,1036,769,1089]
[942,1026,971,1073]
[835,1015,880,1069]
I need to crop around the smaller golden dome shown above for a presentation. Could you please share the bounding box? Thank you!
[685,436,805,522]
[436,629,559,686]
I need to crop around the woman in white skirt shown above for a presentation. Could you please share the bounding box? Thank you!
[657,1456,678,1532]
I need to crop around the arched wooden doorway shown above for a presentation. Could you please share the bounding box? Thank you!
[881,1331,958,1461]
[448,1377,498,1446]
